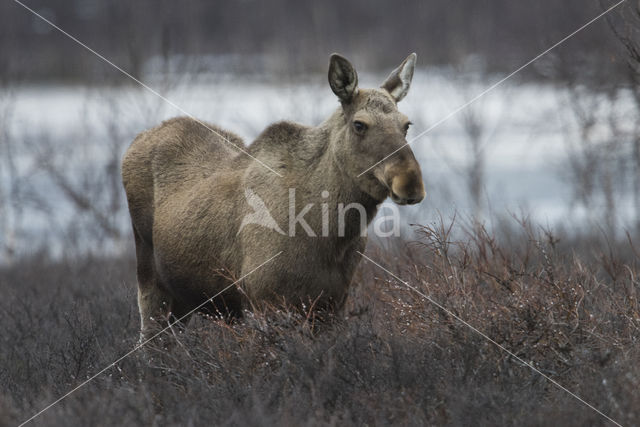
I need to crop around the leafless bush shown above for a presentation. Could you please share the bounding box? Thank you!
[430,69,506,221]
[2,216,638,426]
[605,1,640,232]
[0,88,18,262]
[544,1,640,236]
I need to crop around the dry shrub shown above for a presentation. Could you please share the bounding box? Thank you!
[1,217,639,426]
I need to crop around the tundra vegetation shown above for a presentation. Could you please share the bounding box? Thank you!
[1,218,639,426]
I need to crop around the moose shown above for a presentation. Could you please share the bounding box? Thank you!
[122,53,425,338]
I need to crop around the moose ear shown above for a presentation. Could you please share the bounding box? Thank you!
[381,53,416,102]
[328,53,358,103]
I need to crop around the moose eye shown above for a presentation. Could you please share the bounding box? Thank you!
[353,121,367,134]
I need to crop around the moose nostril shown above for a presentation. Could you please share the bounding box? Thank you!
[406,193,425,204]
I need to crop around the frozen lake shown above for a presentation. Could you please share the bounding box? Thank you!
[1,70,637,259]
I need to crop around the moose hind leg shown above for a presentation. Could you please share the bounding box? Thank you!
[133,227,175,341]
[137,285,175,340]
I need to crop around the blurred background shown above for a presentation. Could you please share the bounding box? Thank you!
[1,0,639,260]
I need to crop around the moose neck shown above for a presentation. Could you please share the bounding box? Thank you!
[291,109,381,239]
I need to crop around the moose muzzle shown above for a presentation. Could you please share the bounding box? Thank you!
[384,154,425,205]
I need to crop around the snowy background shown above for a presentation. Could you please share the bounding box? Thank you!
[1,0,639,261]
[1,67,638,260]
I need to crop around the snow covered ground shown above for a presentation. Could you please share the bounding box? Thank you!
[1,69,637,258]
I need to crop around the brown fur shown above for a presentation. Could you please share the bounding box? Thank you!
[122,54,425,337]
